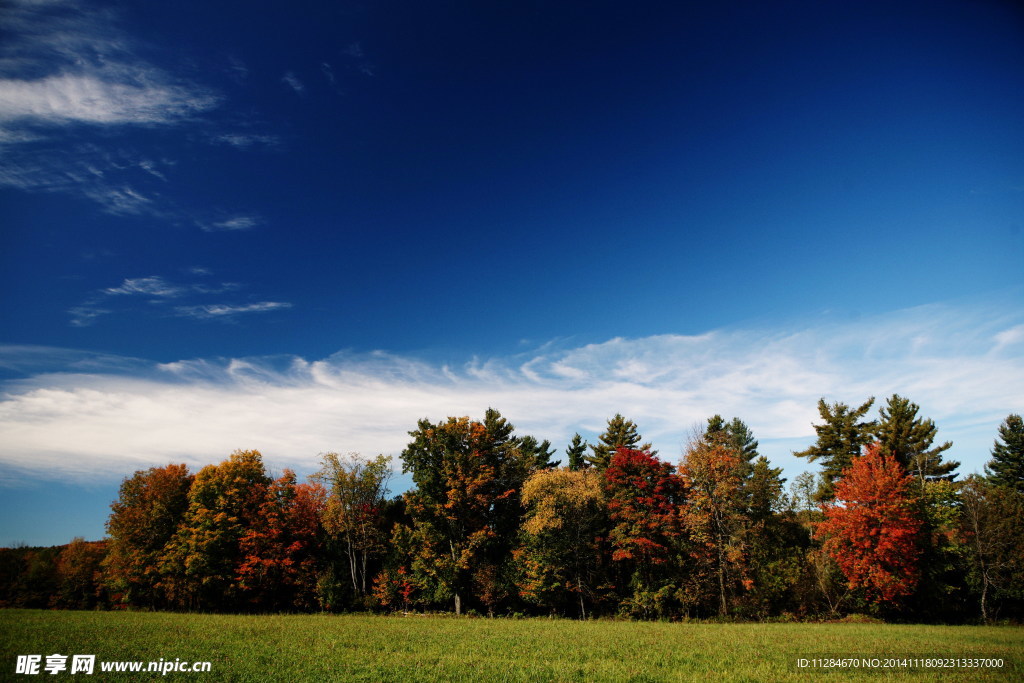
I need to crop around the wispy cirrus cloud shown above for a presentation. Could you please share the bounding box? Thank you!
[282,72,304,94]
[69,274,286,326]
[212,133,281,150]
[103,276,185,298]
[0,1,218,131]
[201,215,262,232]
[175,302,293,319]
[0,70,217,126]
[0,0,264,227]
[3,299,1021,484]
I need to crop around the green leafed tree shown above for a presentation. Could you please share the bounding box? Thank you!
[987,414,1024,493]
[518,435,559,470]
[961,475,1024,621]
[793,398,876,500]
[314,453,392,602]
[565,433,589,471]
[587,414,653,470]
[874,394,957,485]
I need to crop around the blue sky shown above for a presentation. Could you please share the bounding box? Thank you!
[1,0,1022,546]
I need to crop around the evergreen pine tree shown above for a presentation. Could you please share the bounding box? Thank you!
[793,397,876,500]
[987,414,1024,493]
[703,415,760,476]
[874,394,957,485]
[745,456,785,522]
[586,414,653,469]
[518,435,559,470]
[565,433,588,471]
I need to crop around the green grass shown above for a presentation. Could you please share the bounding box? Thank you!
[1,610,1022,681]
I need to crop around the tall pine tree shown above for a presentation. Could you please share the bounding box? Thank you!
[793,398,876,500]
[565,433,588,471]
[586,414,653,470]
[987,414,1024,492]
[704,415,760,475]
[874,394,957,485]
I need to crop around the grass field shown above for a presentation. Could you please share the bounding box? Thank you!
[1,610,1022,681]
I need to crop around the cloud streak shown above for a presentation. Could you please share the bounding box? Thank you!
[2,300,1020,485]
[201,215,261,232]
[0,71,217,126]
[69,274,287,326]
[175,302,293,319]
[0,0,262,227]
[282,72,304,94]
[0,1,217,131]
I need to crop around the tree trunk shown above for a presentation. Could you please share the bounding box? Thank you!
[347,543,358,595]
[718,558,727,617]
[717,529,727,617]
[980,567,989,622]
[454,592,462,616]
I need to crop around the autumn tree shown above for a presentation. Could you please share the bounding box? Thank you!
[236,472,326,611]
[401,409,542,614]
[817,443,923,609]
[517,467,609,618]
[103,463,193,609]
[314,453,392,604]
[162,450,271,611]
[372,523,425,613]
[587,414,653,470]
[794,398,876,500]
[604,448,685,617]
[55,538,108,609]
[874,394,957,485]
[704,415,760,474]
[987,414,1024,493]
[679,439,748,616]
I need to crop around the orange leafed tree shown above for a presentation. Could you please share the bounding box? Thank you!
[817,443,923,606]
[103,463,193,609]
[679,440,748,616]
[236,472,326,611]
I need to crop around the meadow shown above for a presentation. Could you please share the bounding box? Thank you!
[2,610,1022,681]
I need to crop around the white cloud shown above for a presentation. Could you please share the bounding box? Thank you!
[69,275,285,326]
[0,1,218,130]
[993,325,1024,353]
[0,0,268,225]
[2,300,1021,485]
[213,133,280,149]
[103,276,183,298]
[282,72,304,94]
[0,71,217,126]
[202,215,261,232]
[174,302,293,319]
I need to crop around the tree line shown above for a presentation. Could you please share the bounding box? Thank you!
[1,397,1022,622]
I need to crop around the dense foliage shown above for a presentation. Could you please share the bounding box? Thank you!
[2,402,1022,622]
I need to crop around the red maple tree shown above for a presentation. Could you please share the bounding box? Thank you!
[817,442,922,606]
[604,448,684,566]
